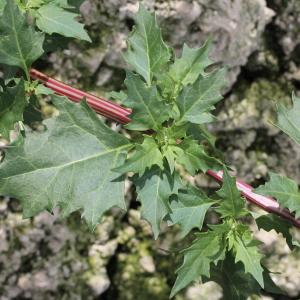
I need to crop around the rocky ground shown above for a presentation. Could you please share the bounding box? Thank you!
[1,0,300,299]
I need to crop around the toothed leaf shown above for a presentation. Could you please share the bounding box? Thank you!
[124,4,171,85]
[169,186,216,237]
[124,72,170,131]
[276,93,300,145]
[114,136,163,175]
[216,169,248,219]
[134,167,178,239]
[177,68,226,125]
[170,224,228,297]
[169,40,213,87]
[0,80,27,139]
[0,96,130,228]
[0,0,44,73]
[35,3,91,41]
[256,172,300,218]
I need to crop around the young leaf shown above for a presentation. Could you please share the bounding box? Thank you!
[276,93,300,145]
[233,228,264,288]
[0,96,131,228]
[169,186,216,237]
[0,80,27,139]
[170,224,228,297]
[124,4,171,85]
[177,68,226,125]
[134,167,177,239]
[0,0,44,76]
[35,3,91,42]
[256,214,295,250]
[216,168,247,219]
[256,172,300,218]
[168,39,213,87]
[114,136,163,175]
[175,139,222,175]
[124,72,170,131]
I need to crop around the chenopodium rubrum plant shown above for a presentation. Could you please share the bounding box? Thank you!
[0,3,294,299]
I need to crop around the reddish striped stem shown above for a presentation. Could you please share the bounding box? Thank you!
[207,170,300,228]
[30,69,300,229]
[30,69,131,124]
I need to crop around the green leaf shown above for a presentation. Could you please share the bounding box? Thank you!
[233,228,264,288]
[124,4,171,85]
[174,139,222,175]
[168,39,213,87]
[216,168,247,219]
[158,125,187,172]
[0,80,27,139]
[177,68,226,125]
[0,96,130,228]
[0,0,5,14]
[209,254,261,300]
[193,125,217,146]
[107,90,127,103]
[23,94,43,124]
[256,172,300,218]
[170,224,228,297]
[124,72,170,131]
[26,0,46,9]
[0,0,44,76]
[134,167,178,239]
[169,186,216,237]
[256,214,295,250]
[35,3,91,42]
[276,93,300,145]
[35,83,55,95]
[114,136,163,175]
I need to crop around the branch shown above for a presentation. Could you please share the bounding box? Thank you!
[30,68,300,229]
[30,69,131,124]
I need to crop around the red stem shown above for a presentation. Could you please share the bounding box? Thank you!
[30,68,300,229]
[30,69,131,124]
[207,170,300,228]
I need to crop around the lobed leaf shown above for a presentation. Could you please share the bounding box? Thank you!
[173,139,222,175]
[169,186,216,237]
[168,39,213,87]
[276,93,300,145]
[256,214,295,250]
[177,68,226,125]
[170,224,228,297]
[0,96,131,228]
[35,3,91,42]
[134,166,179,239]
[256,172,300,218]
[114,136,163,176]
[124,71,170,131]
[0,0,44,75]
[124,4,171,85]
[233,228,264,288]
[0,80,27,139]
[209,254,282,300]
[216,168,248,219]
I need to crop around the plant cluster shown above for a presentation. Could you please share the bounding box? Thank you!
[0,2,299,299]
